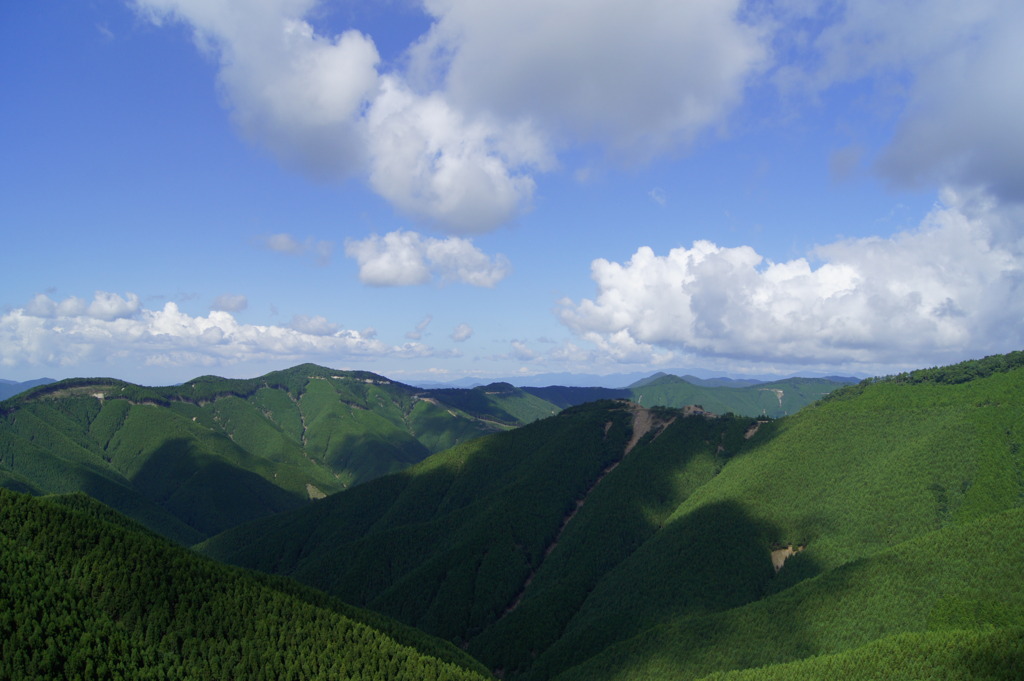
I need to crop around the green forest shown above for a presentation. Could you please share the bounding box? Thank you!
[0,364,849,544]
[1,353,1023,679]
[0,488,490,681]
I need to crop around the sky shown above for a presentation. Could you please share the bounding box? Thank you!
[2,0,1024,387]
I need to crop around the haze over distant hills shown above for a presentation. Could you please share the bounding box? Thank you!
[0,377,56,401]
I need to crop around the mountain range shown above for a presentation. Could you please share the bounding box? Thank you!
[199,350,1024,680]
[0,365,851,543]
[0,377,55,401]
[2,351,1023,679]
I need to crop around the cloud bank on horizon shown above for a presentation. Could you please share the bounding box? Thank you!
[3,0,1024,383]
[2,292,441,374]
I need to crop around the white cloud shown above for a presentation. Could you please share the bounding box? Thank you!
[134,0,773,232]
[783,0,1024,202]
[0,291,436,373]
[410,0,769,157]
[344,230,511,287]
[450,323,473,342]
[133,0,547,232]
[210,293,248,312]
[559,188,1024,369]
[24,291,140,320]
[365,76,542,233]
[87,292,141,320]
[136,0,379,179]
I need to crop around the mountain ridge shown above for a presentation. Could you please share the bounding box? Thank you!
[198,351,1024,680]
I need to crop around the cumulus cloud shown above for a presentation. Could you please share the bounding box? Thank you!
[365,76,542,233]
[135,0,379,179]
[133,0,548,232]
[559,188,1024,369]
[344,230,511,287]
[134,0,772,232]
[0,291,434,372]
[210,293,248,312]
[24,292,141,320]
[783,0,1024,202]
[410,0,768,157]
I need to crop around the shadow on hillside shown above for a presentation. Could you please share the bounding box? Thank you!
[129,438,305,539]
[528,498,824,681]
[201,406,828,680]
[321,431,431,484]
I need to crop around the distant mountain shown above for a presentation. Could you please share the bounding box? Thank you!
[415,369,865,390]
[628,373,766,389]
[627,374,854,417]
[0,488,490,681]
[200,351,1024,681]
[0,363,860,544]
[521,374,855,417]
[0,364,560,543]
[0,377,56,400]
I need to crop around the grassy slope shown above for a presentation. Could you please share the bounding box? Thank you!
[0,488,492,681]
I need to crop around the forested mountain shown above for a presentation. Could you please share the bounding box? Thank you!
[200,353,1024,680]
[0,488,491,681]
[0,365,555,543]
[520,374,853,416]
[0,364,849,544]
[626,374,850,415]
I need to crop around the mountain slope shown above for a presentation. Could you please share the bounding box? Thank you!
[522,375,853,417]
[627,374,849,416]
[0,364,559,541]
[694,627,1024,681]
[200,353,1024,680]
[555,506,1024,681]
[199,400,763,671]
[0,488,491,681]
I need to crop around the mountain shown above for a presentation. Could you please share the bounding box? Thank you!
[0,364,558,543]
[0,363,852,544]
[626,374,852,416]
[520,374,854,417]
[415,369,864,390]
[0,487,491,681]
[199,351,1024,680]
[0,377,56,400]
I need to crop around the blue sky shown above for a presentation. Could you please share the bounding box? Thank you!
[3,0,1023,386]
